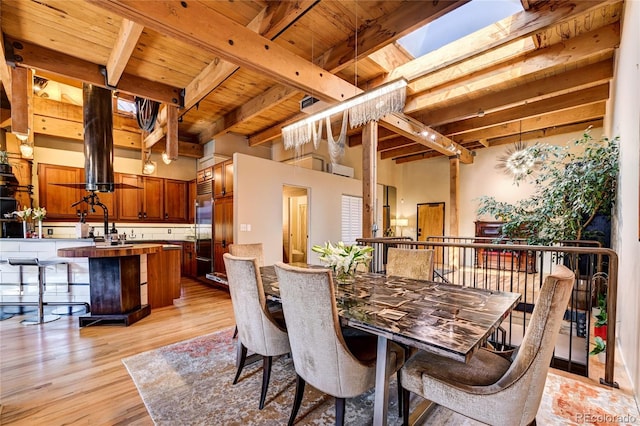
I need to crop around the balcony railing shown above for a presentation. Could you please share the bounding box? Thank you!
[356,237,619,388]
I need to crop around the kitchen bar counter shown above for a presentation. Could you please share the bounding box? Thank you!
[57,243,181,326]
[57,243,164,258]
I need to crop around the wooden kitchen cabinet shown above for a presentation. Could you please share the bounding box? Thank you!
[188,179,196,223]
[117,174,164,221]
[164,179,188,222]
[213,160,233,198]
[38,164,82,219]
[38,163,117,221]
[213,196,233,275]
[181,241,197,277]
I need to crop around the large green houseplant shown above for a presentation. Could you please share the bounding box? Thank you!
[477,130,619,246]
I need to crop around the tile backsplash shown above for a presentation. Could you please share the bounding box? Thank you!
[40,222,196,241]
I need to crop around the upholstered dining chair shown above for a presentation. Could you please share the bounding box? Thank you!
[386,247,434,281]
[223,253,290,410]
[274,262,406,426]
[229,243,267,339]
[400,264,575,426]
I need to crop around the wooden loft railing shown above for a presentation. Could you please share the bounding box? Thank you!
[356,237,619,388]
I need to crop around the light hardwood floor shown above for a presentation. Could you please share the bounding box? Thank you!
[0,278,235,425]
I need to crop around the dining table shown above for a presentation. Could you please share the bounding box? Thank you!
[260,265,522,426]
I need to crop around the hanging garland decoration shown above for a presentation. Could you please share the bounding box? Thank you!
[135,96,160,132]
[326,110,348,164]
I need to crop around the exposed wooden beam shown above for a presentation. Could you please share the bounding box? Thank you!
[110,0,474,161]
[487,119,604,147]
[0,35,12,102]
[144,125,166,149]
[451,102,606,144]
[349,127,397,147]
[418,59,614,126]
[106,19,144,87]
[184,0,317,112]
[366,43,413,73]
[406,23,619,113]
[378,137,416,152]
[383,0,618,85]
[203,1,468,142]
[6,38,182,105]
[439,83,610,136]
[394,151,443,164]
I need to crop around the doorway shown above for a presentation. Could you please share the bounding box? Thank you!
[417,202,445,264]
[283,185,309,264]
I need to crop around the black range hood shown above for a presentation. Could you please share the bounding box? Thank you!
[83,83,114,193]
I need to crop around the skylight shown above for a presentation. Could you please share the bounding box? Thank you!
[398,0,524,58]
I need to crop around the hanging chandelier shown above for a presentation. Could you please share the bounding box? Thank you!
[281,78,408,158]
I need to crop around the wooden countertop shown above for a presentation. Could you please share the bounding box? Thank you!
[57,243,165,258]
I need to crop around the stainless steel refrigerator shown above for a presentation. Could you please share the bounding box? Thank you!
[194,182,213,281]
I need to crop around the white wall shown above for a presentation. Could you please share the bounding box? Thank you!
[234,153,362,266]
[608,0,640,402]
[393,129,604,240]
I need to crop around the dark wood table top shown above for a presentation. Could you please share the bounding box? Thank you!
[57,243,164,258]
[261,265,521,363]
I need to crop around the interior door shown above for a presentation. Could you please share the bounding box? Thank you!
[283,185,309,264]
[417,202,445,265]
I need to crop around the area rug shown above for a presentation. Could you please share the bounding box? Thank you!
[122,328,639,425]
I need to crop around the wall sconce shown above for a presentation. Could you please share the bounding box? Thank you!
[14,132,33,158]
[142,151,156,175]
[161,151,172,165]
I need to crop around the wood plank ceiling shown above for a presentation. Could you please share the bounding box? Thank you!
[0,0,622,164]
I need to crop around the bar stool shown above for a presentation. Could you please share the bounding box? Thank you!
[8,258,61,325]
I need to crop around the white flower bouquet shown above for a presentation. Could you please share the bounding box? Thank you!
[32,207,47,221]
[11,206,32,221]
[311,241,374,279]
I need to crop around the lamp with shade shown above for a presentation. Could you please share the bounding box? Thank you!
[391,218,409,237]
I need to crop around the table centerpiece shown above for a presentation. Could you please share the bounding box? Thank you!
[312,241,373,283]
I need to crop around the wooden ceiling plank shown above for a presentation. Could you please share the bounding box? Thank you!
[378,137,416,152]
[6,38,182,105]
[183,1,317,111]
[385,0,619,84]
[452,102,606,144]
[106,18,144,86]
[367,43,413,73]
[419,59,614,126]
[92,0,357,104]
[439,83,610,136]
[380,143,428,160]
[487,119,604,147]
[406,22,619,113]
[209,1,467,141]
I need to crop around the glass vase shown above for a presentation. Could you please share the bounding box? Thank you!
[38,220,43,239]
[22,221,27,238]
[335,264,357,284]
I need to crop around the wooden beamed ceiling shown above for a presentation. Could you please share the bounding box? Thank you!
[0,0,622,164]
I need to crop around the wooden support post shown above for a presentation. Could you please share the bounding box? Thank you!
[362,121,378,238]
[165,105,179,160]
[11,67,34,142]
[449,156,460,269]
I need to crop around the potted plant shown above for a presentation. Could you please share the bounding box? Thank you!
[589,336,606,363]
[0,150,11,174]
[477,130,619,246]
[593,307,607,339]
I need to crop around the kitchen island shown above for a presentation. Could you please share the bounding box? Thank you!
[58,243,181,326]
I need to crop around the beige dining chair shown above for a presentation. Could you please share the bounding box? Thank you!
[399,264,575,426]
[223,253,290,410]
[229,243,267,339]
[274,262,405,426]
[386,247,434,281]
